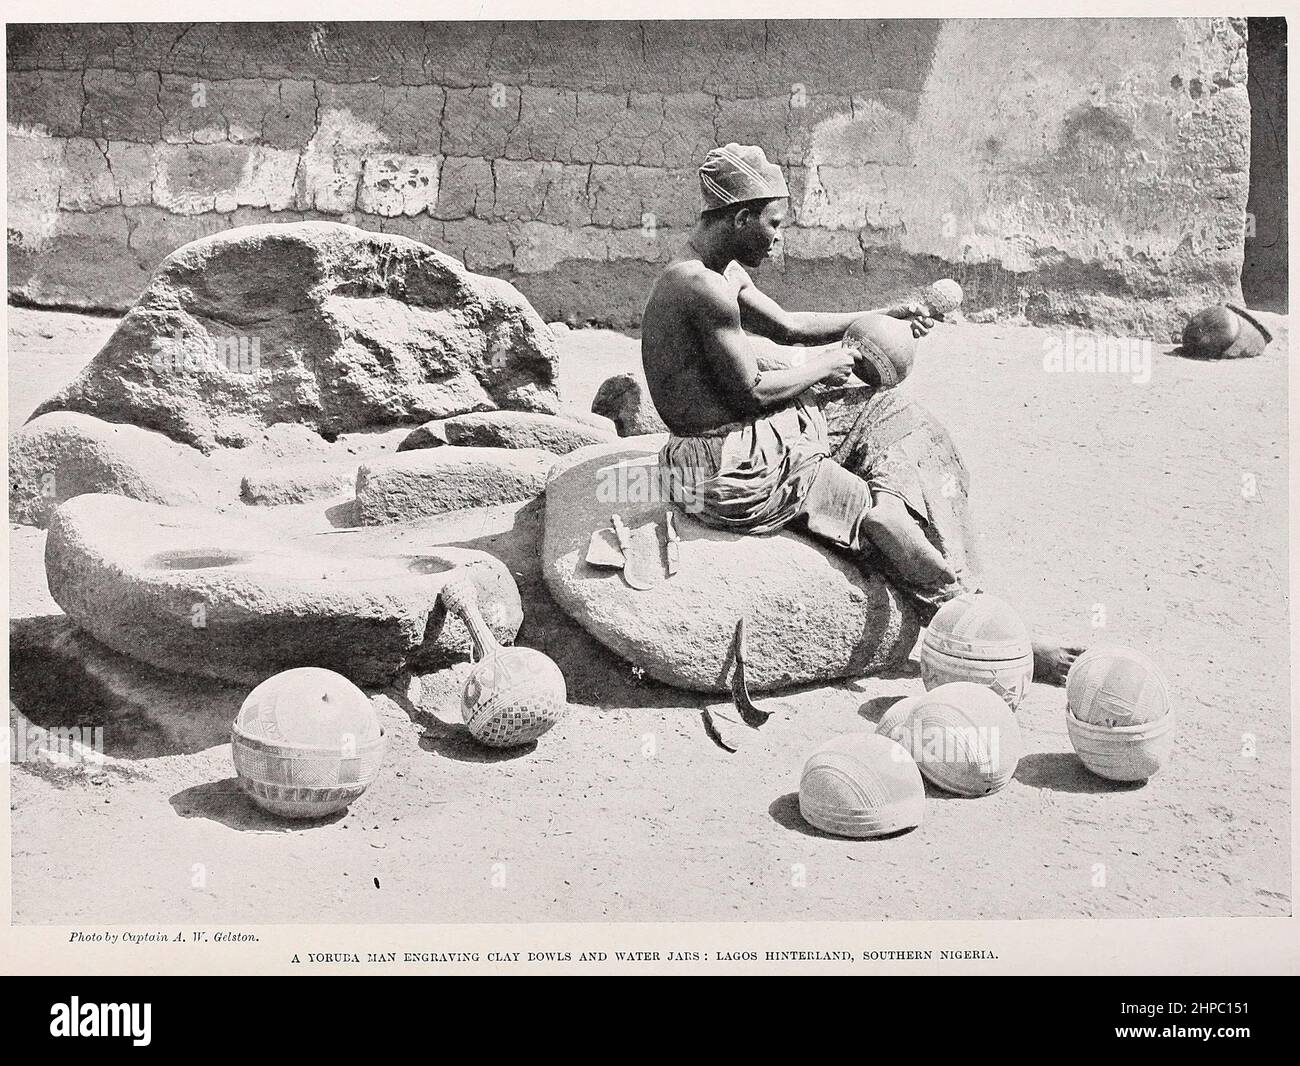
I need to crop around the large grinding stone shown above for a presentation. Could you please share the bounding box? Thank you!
[32,221,561,452]
[541,438,920,693]
[44,493,522,686]
[397,410,617,455]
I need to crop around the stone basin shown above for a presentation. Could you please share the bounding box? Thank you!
[45,494,521,687]
[143,547,457,582]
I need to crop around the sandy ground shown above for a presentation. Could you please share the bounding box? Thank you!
[6,306,1291,923]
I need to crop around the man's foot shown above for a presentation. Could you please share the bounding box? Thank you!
[859,493,957,588]
[1032,641,1085,686]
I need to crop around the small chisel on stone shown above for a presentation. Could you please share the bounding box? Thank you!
[664,511,680,576]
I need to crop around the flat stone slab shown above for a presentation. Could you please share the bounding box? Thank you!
[398,410,617,455]
[555,405,618,435]
[541,438,919,693]
[9,411,219,528]
[240,461,358,505]
[44,494,522,687]
[356,446,556,525]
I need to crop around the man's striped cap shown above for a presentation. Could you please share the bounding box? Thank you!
[699,143,790,211]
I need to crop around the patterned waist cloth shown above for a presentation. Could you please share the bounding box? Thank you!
[658,387,981,624]
[658,400,830,535]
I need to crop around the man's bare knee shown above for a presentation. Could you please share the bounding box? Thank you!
[862,491,898,516]
[861,491,917,533]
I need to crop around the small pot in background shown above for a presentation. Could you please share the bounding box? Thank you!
[1180,303,1273,359]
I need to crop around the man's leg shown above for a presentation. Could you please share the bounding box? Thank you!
[818,387,1083,684]
[797,455,967,619]
[859,493,956,587]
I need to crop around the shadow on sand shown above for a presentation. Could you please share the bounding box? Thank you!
[1014,752,1146,794]
[417,721,538,763]
[855,693,912,725]
[768,792,918,840]
[10,615,243,760]
[380,681,538,763]
[169,777,347,831]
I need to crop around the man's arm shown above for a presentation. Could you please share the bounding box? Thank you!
[688,272,853,417]
[735,270,932,344]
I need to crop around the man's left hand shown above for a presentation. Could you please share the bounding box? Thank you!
[884,302,935,338]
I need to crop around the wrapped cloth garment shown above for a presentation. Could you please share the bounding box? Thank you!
[658,386,980,622]
[658,398,828,534]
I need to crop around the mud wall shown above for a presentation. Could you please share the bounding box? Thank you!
[8,19,1251,338]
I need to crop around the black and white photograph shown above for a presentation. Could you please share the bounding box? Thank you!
[3,6,1293,975]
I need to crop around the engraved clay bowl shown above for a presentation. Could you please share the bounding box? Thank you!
[919,643,1034,712]
[798,732,925,839]
[922,592,1031,660]
[874,694,926,742]
[1066,647,1170,727]
[906,682,1023,797]
[232,667,386,818]
[1066,709,1176,783]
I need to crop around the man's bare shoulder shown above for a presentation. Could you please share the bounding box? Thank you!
[652,260,740,319]
[723,260,754,290]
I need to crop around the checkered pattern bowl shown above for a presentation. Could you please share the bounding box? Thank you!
[462,647,568,748]
[232,728,387,818]
[232,667,386,819]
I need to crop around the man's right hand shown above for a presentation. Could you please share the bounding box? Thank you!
[820,345,857,386]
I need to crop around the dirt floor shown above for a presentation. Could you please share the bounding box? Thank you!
[7,306,1291,923]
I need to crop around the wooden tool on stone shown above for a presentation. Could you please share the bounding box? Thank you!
[729,617,771,726]
[626,523,662,590]
[610,514,654,590]
[585,526,626,569]
[664,511,680,576]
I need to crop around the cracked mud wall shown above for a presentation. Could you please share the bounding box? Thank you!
[8,19,1251,338]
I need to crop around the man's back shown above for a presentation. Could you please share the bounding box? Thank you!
[641,258,753,436]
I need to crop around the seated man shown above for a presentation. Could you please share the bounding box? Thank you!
[642,143,1079,684]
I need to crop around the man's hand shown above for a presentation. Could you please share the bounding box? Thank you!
[884,301,935,339]
[819,345,856,386]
